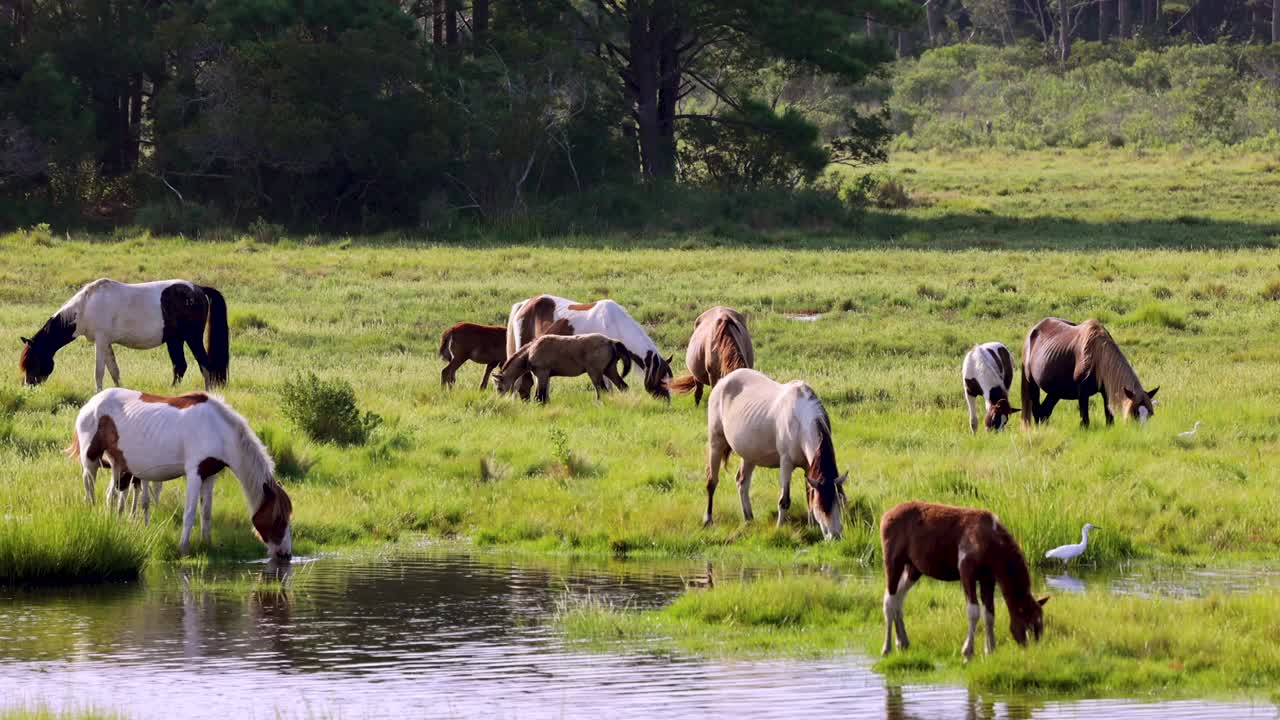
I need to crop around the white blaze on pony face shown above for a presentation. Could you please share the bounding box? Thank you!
[807,473,846,541]
[1138,405,1150,424]
[268,526,293,561]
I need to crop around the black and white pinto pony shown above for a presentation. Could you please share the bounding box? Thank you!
[506,294,673,399]
[962,342,1020,432]
[21,278,229,390]
[69,388,292,560]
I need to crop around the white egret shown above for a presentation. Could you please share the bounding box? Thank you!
[1177,421,1201,439]
[1045,523,1099,564]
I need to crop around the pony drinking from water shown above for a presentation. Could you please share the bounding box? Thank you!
[1021,317,1158,428]
[21,278,229,390]
[962,342,1019,432]
[668,306,754,406]
[880,501,1047,659]
[703,368,846,540]
[506,295,672,399]
[69,388,292,560]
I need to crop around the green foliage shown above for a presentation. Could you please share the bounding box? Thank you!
[891,42,1280,150]
[680,99,831,190]
[279,373,382,446]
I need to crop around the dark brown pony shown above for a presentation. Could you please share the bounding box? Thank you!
[1020,317,1159,428]
[880,501,1047,659]
[668,306,754,405]
[438,322,507,389]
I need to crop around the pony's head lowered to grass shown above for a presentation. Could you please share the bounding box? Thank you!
[20,313,75,385]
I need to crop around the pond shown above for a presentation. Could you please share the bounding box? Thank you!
[0,549,1276,719]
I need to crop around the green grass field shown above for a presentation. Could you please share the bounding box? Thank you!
[2,147,1279,692]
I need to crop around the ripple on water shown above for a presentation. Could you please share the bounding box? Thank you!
[0,552,1276,719]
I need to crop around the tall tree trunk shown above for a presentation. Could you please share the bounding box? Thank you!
[630,11,663,179]
[432,0,443,44]
[126,74,143,169]
[1059,0,1071,61]
[1119,0,1131,37]
[1274,0,1279,43]
[926,0,944,45]
[657,20,680,179]
[445,0,459,45]
[473,0,489,45]
[866,15,876,40]
[1099,0,1113,41]
[897,27,914,57]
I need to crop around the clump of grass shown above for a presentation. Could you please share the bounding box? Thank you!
[873,177,912,209]
[549,426,597,478]
[256,424,311,479]
[916,284,945,301]
[645,472,677,493]
[1190,282,1229,300]
[1151,285,1173,300]
[0,505,158,585]
[279,373,382,446]
[1124,303,1187,330]
[230,312,272,331]
[1262,279,1280,302]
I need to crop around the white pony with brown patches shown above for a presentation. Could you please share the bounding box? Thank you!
[69,388,292,560]
[704,368,846,540]
[962,341,1019,433]
[506,295,673,399]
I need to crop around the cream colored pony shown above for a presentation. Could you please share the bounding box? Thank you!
[703,368,846,540]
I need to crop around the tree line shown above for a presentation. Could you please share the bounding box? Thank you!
[0,0,918,230]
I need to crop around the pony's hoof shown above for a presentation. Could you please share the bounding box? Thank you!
[881,645,893,657]
[702,516,713,528]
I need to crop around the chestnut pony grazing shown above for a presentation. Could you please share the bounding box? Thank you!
[1021,317,1158,428]
[438,322,507,389]
[668,306,755,406]
[21,278,229,390]
[69,388,292,560]
[880,501,1047,660]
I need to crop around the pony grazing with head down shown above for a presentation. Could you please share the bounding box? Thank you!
[880,501,1048,660]
[703,368,846,540]
[668,306,754,406]
[21,278,229,391]
[1021,318,1158,428]
[506,295,672,400]
[493,333,631,403]
[69,388,292,560]
[962,341,1019,432]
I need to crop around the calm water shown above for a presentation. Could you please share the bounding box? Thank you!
[0,549,1276,720]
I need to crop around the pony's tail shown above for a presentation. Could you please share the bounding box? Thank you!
[667,374,699,395]
[1020,364,1037,430]
[438,328,454,362]
[65,431,81,460]
[613,341,632,379]
[199,285,230,387]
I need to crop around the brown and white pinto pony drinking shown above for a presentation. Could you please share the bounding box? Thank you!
[962,341,1019,432]
[880,501,1047,659]
[668,306,755,406]
[21,278,229,390]
[506,295,673,400]
[69,388,292,560]
[438,322,507,389]
[704,368,846,540]
[1021,317,1158,428]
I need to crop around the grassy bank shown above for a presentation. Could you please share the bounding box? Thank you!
[2,148,1279,585]
[560,575,1280,698]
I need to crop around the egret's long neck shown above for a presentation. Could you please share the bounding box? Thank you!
[1081,527,1091,544]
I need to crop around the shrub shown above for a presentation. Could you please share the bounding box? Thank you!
[1262,279,1280,302]
[873,177,912,209]
[279,373,382,446]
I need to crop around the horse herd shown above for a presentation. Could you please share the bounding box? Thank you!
[19,278,1161,660]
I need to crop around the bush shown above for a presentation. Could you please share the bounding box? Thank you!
[279,373,382,446]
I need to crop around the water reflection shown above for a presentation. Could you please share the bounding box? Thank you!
[0,551,1276,719]
[1044,572,1087,594]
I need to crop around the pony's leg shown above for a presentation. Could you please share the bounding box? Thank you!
[165,337,188,385]
[200,478,215,545]
[882,557,910,656]
[94,342,108,391]
[441,358,464,387]
[516,374,534,401]
[894,567,920,650]
[1077,392,1090,427]
[587,369,607,400]
[479,363,497,390]
[177,472,202,556]
[704,439,727,527]
[966,393,979,433]
[736,461,755,522]
[980,577,997,654]
[183,335,214,389]
[82,460,99,505]
[104,345,122,386]
[960,561,980,660]
[534,373,551,404]
[693,383,704,406]
[1101,386,1115,425]
[776,460,794,527]
[1038,395,1060,424]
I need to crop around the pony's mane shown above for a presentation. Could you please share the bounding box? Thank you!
[18,342,31,373]
[1079,320,1143,406]
[204,394,276,511]
[805,398,840,484]
[713,317,748,375]
[991,520,1033,601]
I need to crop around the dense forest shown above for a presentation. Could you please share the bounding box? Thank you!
[1,1,1277,231]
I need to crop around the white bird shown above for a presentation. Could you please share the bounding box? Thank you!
[1045,523,1099,564]
[1177,421,1201,439]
